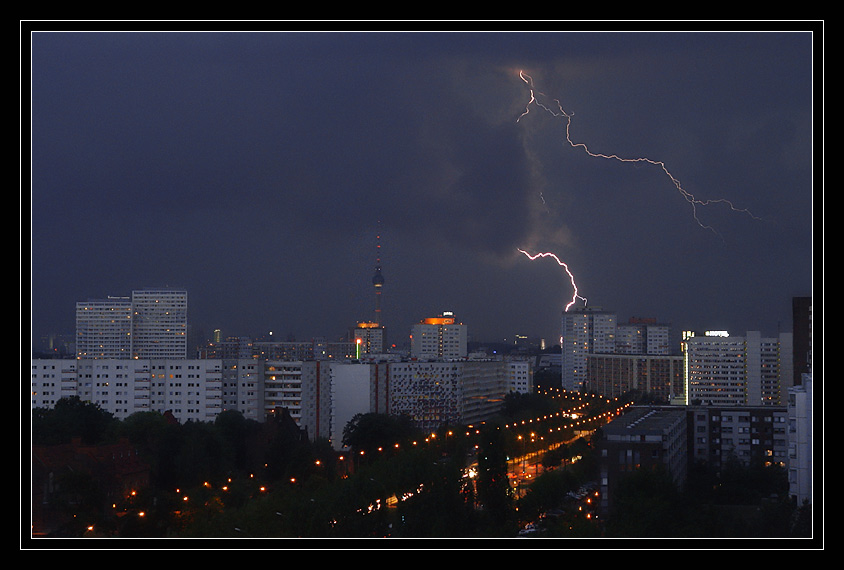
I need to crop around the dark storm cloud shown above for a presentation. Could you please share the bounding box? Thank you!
[29,29,816,346]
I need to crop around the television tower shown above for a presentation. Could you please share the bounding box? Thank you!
[372,224,385,326]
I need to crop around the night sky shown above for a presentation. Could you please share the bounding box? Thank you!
[28,27,816,351]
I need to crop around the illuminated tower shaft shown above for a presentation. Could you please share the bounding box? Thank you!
[372,229,384,325]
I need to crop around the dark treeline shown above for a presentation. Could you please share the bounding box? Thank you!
[30,394,813,541]
[31,396,531,538]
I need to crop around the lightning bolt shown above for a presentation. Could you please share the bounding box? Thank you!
[518,248,586,312]
[517,70,759,235]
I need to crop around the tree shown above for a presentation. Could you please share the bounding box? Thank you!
[393,453,476,537]
[604,466,681,538]
[214,409,264,474]
[117,411,177,489]
[474,426,516,536]
[517,468,579,523]
[32,396,118,445]
[341,413,417,460]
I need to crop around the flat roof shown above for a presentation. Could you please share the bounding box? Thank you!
[602,406,686,437]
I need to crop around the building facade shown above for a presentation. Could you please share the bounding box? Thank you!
[787,374,812,506]
[410,312,467,360]
[130,289,188,359]
[202,336,355,361]
[683,330,794,406]
[597,406,688,515]
[506,359,533,394]
[586,353,684,402]
[615,318,671,356]
[75,297,132,359]
[688,405,789,471]
[561,307,617,391]
[371,360,508,432]
[75,289,188,360]
[353,322,385,356]
[32,358,222,423]
[32,357,334,438]
[330,363,374,449]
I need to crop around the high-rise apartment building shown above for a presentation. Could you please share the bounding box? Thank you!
[615,318,671,355]
[683,330,793,406]
[410,312,467,360]
[353,322,385,356]
[74,289,187,360]
[561,306,617,391]
[131,289,187,359]
[75,297,132,358]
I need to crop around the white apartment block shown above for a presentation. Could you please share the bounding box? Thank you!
[32,358,222,423]
[330,363,375,449]
[614,324,644,355]
[262,360,332,440]
[33,357,332,439]
[683,330,794,406]
[75,297,132,358]
[376,360,508,432]
[506,359,533,394]
[222,358,263,421]
[561,307,617,391]
[787,374,812,506]
[131,289,188,359]
[616,321,671,356]
[218,358,332,438]
[34,356,517,443]
[645,325,671,356]
[410,313,467,360]
[31,360,80,408]
[74,289,188,360]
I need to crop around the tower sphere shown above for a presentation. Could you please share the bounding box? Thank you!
[372,268,385,287]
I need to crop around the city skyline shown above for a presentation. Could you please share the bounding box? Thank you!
[29,26,816,349]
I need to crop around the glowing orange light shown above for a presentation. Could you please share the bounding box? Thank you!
[422,317,455,325]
